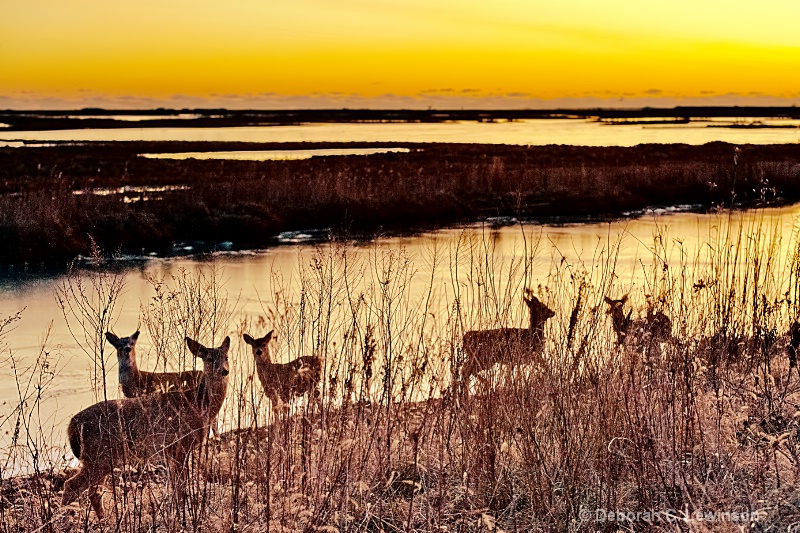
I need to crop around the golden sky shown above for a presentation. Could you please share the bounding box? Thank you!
[2,0,800,109]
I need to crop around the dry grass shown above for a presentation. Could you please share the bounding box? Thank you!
[2,142,800,264]
[3,213,800,531]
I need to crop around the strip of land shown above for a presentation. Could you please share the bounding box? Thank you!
[2,106,800,131]
[1,141,799,265]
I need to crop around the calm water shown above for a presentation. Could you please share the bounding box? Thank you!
[2,203,800,471]
[2,118,800,146]
[2,117,800,471]
[140,147,411,161]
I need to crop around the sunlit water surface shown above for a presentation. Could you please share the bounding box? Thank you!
[140,147,410,161]
[2,203,800,472]
[2,117,800,471]
[1,118,800,146]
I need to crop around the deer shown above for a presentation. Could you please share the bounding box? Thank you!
[604,295,672,346]
[106,330,202,397]
[460,289,556,388]
[61,336,230,518]
[243,331,322,413]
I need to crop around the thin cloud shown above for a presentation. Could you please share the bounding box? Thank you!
[1,91,800,110]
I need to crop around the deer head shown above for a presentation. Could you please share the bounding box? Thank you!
[186,336,230,377]
[524,290,555,325]
[243,330,274,363]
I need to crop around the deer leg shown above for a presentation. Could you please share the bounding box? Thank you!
[166,448,191,522]
[311,386,322,407]
[458,369,476,398]
[457,353,477,397]
[276,393,293,419]
[207,415,219,438]
[87,477,109,520]
[62,467,92,507]
[63,465,109,518]
[477,371,497,393]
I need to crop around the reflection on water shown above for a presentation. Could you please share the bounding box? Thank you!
[2,203,800,469]
[63,114,212,121]
[140,147,411,161]
[72,184,192,204]
[276,228,332,243]
[2,119,800,146]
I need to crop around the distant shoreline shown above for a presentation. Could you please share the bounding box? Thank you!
[1,140,799,266]
[2,106,800,131]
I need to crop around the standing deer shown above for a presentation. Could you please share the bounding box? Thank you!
[604,295,672,345]
[61,336,230,518]
[461,289,556,386]
[243,331,322,413]
[106,331,202,397]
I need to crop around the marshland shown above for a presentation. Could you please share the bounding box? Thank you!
[2,112,800,531]
[3,139,800,265]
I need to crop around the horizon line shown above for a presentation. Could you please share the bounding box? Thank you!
[3,105,800,113]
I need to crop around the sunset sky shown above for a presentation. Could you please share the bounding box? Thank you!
[2,0,800,109]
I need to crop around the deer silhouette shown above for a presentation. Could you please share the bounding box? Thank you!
[244,331,322,413]
[61,336,230,518]
[106,330,201,397]
[461,289,555,387]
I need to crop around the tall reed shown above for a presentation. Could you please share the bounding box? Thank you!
[3,212,800,530]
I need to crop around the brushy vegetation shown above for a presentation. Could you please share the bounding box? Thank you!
[2,141,800,264]
[3,212,800,531]
[2,107,799,132]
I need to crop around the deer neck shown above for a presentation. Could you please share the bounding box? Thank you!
[610,309,627,335]
[528,312,546,338]
[117,349,139,378]
[194,373,228,419]
[257,349,276,370]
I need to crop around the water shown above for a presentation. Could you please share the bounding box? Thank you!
[2,116,800,472]
[2,202,800,472]
[140,147,411,161]
[1,118,800,146]
[63,114,212,121]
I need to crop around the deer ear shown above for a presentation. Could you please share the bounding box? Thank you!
[603,296,613,305]
[131,330,140,341]
[220,336,231,352]
[243,334,254,345]
[186,337,201,356]
[265,330,274,342]
[621,294,629,303]
[105,332,118,344]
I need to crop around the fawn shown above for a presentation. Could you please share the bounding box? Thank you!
[61,336,230,518]
[461,289,556,385]
[604,295,672,345]
[243,331,322,413]
[106,330,202,397]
